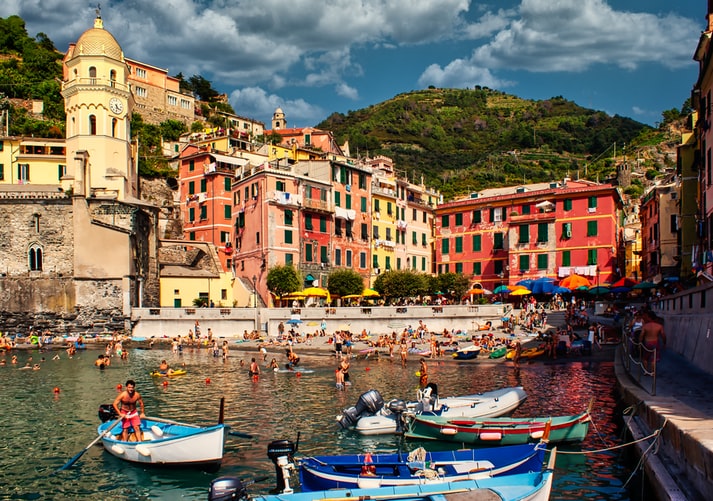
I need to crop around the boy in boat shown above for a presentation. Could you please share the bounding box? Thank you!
[157,359,174,375]
[113,379,145,441]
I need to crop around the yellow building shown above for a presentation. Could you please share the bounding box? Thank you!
[0,137,66,185]
[370,158,398,281]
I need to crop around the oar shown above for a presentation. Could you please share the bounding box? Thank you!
[147,415,253,439]
[322,487,473,501]
[56,417,122,472]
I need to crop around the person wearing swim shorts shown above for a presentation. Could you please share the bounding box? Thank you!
[113,379,145,441]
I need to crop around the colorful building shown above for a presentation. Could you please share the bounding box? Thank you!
[435,179,624,290]
[0,137,66,185]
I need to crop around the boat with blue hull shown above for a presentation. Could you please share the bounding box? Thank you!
[298,442,547,491]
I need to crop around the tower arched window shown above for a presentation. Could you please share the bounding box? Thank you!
[110,70,117,88]
[89,115,97,135]
[29,244,43,271]
[89,66,97,84]
[112,118,117,137]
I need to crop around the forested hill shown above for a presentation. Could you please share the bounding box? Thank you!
[317,88,658,200]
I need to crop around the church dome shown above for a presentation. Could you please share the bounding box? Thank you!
[70,17,123,61]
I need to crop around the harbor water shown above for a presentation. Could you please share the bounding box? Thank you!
[0,344,636,500]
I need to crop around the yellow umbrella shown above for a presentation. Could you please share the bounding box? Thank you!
[342,294,361,299]
[510,288,531,296]
[281,291,305,300]
[509,285,528,291]
[362,288,380,297]
[302,287,329,297]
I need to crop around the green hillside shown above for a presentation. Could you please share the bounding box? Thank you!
[318,87,658,200]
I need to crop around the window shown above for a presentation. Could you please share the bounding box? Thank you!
[373,226,380,239]
[285,210,293,226]
[587,220,598,237]
[562,250,570,267]
[361,197,367,212]
[588,248,597,265]
[224,177,232,191]
[455,213,463,226]
[494,260,504,274]
[373,255,379,268]
[412,231,418,245]
[89,115,96,135]
[320,246,328,263]
[200,205,207,220]
[374,199,380,212]
[519,254,529,272]
[334,191,341,207]
[136,67,147,78]
[189,231,195,241]
[472,210,481,223]
[189,160,195,171]
[220,231,230,243]
[473,262,481,275]
[346,250,353,267]
[361,223,368,240]
[442,215,450,228]
[305,243,313,262]
[397,258,402,270]
[442,238,449,254]
[455,236,463,253]
[181,99,191,109]
[537,254,548,270]
[188,181,195,195]
[18,164,30,182]
[135,86,147,97]
[346,194,352,209]
[422,233,427,246]
[537,223,548,242]
[385,256,391,270]
[189,208,195,222]
[359,173,366,189]
[521,204,531,215]
[168,95,178,106]
[284,230,293,244]
[472,234,481,252]
[320,216,327,232]
[588,196,597,209]
[0,163,4,180]
[33,214,40,233]
[421,257,426,271]
[563,198,572,211]
[412,208,418,221]
[562,222,572,239]
[387,202,393,215]
[519,225,529,244]
[200,179,207,192]
[29,244,43,271]
[285,254,293,265]
[494,232,504,250]
[111,118,117,137]
[385,227,392,241]
[335,249,342,266]
[335,219,343,236]
[455,262,463,273]
[224,205,231,219]
[305,215,313,231]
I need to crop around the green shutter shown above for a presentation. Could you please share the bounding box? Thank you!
[224,177,231,191]
[412,231,418,244]
[519,254,529,272]
[320,216,327,232]
[456,262,463,273]
[188,181,195,195]
[472,234,481,252]
[361,197,367,211]
[285,230,293,243]
[455,236,463,253]
[537,223,548,242]
[588,196,597,209]
[189,207,195,222]
[224,205,231,219]
[564,199,572,211]
[442,238,449,254]
[494,232,503,249]
[537,253,548,270]
[562,250,571,266]
[285,210,293,226]
[474,262,481,275]
[321,246,328,263]
[588,248,598,265]
[305,215,313,230]
[346,194,352,209]
[563,222,572,239]
[200,205,207,219]
[587,220,597,236]
[473,210,481,223]
[334,191,341,207]
[200,179,206,192]
[455,213,463,226]
[519,225,529,244]
[442,215,449,227]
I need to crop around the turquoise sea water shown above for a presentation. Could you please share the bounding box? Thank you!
[0,344,634,500]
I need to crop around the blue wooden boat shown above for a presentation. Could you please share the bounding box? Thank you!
[208,448,556,501]
[452,344,481,360]
[298,442,546,491]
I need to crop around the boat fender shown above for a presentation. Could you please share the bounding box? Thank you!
[151,425,164,437]
[440,428,458,435]
[360,452,376,476]
[479,431,503,441]
[110,444,125,455]
[136,444,151,457]
[530,430,545,439]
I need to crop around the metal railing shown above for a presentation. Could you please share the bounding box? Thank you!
[621,329,657,395]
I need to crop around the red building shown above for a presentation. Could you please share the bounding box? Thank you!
[178,144,248,272]
[435,179,624,290]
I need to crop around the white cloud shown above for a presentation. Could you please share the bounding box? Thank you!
[229,87,325,126]
[418,60,514,90]
[335,83,359,100]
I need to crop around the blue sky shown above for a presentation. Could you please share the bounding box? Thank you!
[0,0,703,127]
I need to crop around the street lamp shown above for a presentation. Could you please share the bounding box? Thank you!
[252,275,257,307]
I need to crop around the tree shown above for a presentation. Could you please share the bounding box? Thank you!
[267,265,301,298]
[160,119,187,141]
[373,270,429,303]
[432,272,470,302]
[187,75,219,102]
[327,268,364,298]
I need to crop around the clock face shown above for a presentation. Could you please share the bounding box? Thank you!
[109,98,123,114]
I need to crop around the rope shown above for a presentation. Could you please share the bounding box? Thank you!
[556,425,664,455]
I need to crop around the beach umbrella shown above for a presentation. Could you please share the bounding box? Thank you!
[610,286,632,294]
[588,286,610,295]
[531,277,556,294]
[612,277,639,288]
[285,318,303,325]
[552,286,572,294]
[493,285,510,294]
[516,279,534,289]
[282,291,305,300]
[302,287,329,297]
[466,288,486,295]
[341,294,361,299]
[362,288,380,297]
[560,274,592,290]
[510,288,531,296]
[633,281,656,290]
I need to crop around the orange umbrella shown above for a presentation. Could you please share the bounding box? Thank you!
[560,274,592,290]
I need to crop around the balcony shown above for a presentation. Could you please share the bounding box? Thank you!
[509,211,556,223]
[302,197,333,213]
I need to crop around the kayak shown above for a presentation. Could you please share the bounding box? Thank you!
[150,369,187,377]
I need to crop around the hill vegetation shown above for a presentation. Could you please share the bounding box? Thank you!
[318,87,688,200]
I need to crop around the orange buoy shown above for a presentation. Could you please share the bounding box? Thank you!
[116,384,122,390]
[162,380,169,387]
[53,387,60,394]
[295,372,301,377]
[365,367,370,371]
[205,377,211,384]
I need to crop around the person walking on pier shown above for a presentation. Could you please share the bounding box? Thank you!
[641,310,666,371]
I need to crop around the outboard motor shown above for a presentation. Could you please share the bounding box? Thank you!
[387,399,408,434]
[98,404,118,423]
[208,477,248,501]
[267,439,297,494]
[336,389,385,429]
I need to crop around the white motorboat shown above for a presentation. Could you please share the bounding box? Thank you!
[337,385,528,435]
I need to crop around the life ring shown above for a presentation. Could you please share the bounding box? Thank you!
[30,336,39,344]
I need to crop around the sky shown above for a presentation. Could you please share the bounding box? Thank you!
[0,0,704,128]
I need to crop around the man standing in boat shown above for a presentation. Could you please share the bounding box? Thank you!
[113,379,145,442]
